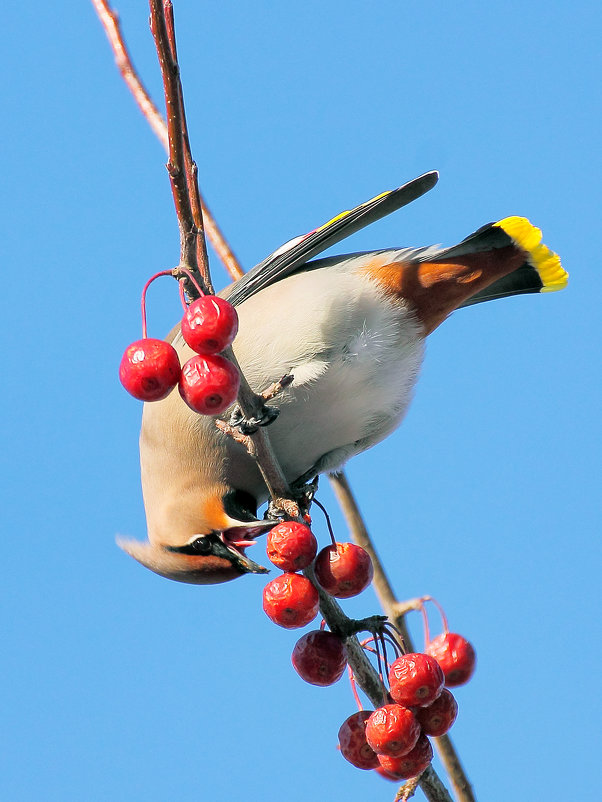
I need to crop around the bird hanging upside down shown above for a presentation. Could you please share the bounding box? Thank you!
[118,172,568,584]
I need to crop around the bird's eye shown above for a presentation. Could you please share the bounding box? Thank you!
[189,536,213,555]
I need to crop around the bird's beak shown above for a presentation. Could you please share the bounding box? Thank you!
[220,517,279,573]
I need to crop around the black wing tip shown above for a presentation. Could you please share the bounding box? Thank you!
[397,170,439,195]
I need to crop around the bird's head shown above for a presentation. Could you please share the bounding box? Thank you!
[117,488,274,584]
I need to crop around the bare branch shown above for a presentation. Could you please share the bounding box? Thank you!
[148,0,211,293]
[395,775,421,801]
[161,1,211,289]
[329,471,477,802]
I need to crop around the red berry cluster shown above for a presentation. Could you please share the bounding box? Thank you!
[261,523,374,685]
[339,654,450,779]
[260,515,476,783]
[339,637,475,781]
[119,270,240,415]
[262,523,373,629]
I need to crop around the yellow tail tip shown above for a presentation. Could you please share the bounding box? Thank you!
[494,216,568,292]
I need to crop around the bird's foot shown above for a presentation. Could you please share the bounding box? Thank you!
[229,373,293,435]
[228,403,279,435]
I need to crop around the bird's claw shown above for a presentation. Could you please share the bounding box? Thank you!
[229,404,279,435]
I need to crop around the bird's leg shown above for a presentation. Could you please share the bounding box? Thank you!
[292,474,320,517]
[228,402,279,435]
[229,373,294,435]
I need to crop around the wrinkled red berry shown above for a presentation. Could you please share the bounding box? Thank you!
[377,733,433,779]
[366,704,421,757]
[178,353,240,415]
[389,653,445,708]
[181,295,239,354]
[262,572,319,629]
[314,542,373,598]
[425,632,476,687]
[119,338,181,401]
[291,630,347,686]
[338,711,379,770]
[267,522,318,571]
[416,688,458,737]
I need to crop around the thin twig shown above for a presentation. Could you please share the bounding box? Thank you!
[91,0,244,282]
[395,775,421,801]
[162,1,210,290]
[329,471,477,802]
[149,0,211,293]
[260,374,294,402]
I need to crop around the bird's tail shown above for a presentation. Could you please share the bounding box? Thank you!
[439,217,568,308]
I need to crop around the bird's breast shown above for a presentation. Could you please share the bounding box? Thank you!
[233,262,425,483]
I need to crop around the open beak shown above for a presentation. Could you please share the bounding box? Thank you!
[219,519,277,574]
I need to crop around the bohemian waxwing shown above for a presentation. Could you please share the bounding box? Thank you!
[118,172,568,584]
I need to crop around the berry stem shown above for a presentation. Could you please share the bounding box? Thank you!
[140,269,175,339]
[378,630,393,679]
[422,595,450,638]
[359,638,379,655]
[178,278,187,313]
[382,623,405,658]
[347,665,365,712]
[312,497,337,546]
[176,266,207,304]
[419,598,431,646]
[374,632,386,685]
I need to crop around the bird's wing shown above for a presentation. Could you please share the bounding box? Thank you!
[224,171,438,306]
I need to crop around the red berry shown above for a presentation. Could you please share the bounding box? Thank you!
[181,295,239,354]
[266,521,318,571]
[366,704,421,757]
[377,733,433,780]
[425,632,476,687]
[338,711,380,770]
[314,542,373,598]
[119,338,181,401]
[374,766,399,782]
[389,653,445,708]
[416,688,458,737]
[262,572,319,629]
[178,353,240,415]
[291,630,347,686]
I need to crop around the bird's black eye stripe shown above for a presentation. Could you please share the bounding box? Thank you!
[165,534,219,556]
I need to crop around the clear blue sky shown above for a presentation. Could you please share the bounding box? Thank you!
[2,2,600,800]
